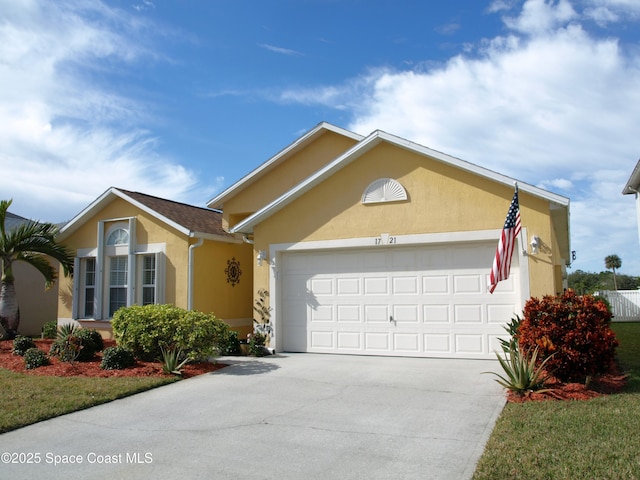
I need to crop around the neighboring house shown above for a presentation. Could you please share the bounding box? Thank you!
[56,188,253,339]
[208,122,571,359]
[2,212,59,336]
[623,159,640,244]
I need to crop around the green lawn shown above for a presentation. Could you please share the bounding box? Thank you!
[0,370,175,433]
[473,322,640,480]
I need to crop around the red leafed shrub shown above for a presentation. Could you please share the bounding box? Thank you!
[517,290,618,382]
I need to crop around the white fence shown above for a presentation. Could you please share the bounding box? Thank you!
[597,290,640,322]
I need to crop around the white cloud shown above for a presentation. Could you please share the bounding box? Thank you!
[334,0,640,273]
[503,0,578,35]
[258,43,304,56]
[0,0,200,222]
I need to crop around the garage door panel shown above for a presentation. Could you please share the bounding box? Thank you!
[337,305,361,322]
[310,278,333,295]
[488,304,518,323]
[455,334,485,354]
[393,333,420,352]
[337,278,360,295]
[364,304,389,323]
[337,331,361,350]
[424,305,450,323]
[281,244,521,359]
[393,304,419,323]
[453,304,483,323]
[453,275,483,294]
[425,334,451,353]
[311,331,334,349]
[364,332,390,351]
[311,304,333,322]
[392,276,419,294]
[423,275,449,294]
[364,277,389,295]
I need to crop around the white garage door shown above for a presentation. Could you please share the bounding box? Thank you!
[281,243,521,359]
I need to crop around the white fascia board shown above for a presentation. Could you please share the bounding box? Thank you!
[207,122,364,209]
[375,130,570,207]
[231,132,382,234]
[231,129,569,234]
[58,187,118,241]
[190,231,243,244]
[622,159,640,195]
[58,187,192,241]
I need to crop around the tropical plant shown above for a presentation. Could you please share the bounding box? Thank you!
[159,345,190,376]
[485,345,555,396]
[253,289,272,335]
[604,254,622,290]
[518,290,618,382]
[0,199,74,339]
[498,314,523,352]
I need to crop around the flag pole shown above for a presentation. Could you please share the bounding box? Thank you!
[514,182,526,255]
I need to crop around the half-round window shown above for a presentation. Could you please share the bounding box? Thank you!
[362,178,408,204]
[106,228,129,246]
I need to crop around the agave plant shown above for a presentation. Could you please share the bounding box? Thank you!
[485,345,555,396]
[160,345,190,376]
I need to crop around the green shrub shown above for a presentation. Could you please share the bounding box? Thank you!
[74,329,103,360]
[249,332,268,356]
[112,304,232,361]
[100,346,136,370]
[220,330,241,355]
[41,321,58,339]
[24,348,49,369]
[517,290,619,382]
[12,335,36,356]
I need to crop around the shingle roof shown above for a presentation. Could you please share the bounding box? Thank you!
[117,189,233,238]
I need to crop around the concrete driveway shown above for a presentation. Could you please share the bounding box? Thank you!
[0,354,505,480]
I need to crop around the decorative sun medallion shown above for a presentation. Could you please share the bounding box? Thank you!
[225,257,242,287]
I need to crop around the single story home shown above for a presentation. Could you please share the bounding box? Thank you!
[56,123,570,359]
[56,188,254,339]
[208,122,570,359]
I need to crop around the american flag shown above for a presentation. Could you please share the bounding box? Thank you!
[489,187,521,293]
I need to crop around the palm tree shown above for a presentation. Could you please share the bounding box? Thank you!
[604,254,622,291]
[0,199,74,339]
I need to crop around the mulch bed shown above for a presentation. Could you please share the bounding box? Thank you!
[0,339,225,379]
[506,363,628,403]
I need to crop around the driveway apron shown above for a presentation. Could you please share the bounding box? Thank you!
[0,354,505,480]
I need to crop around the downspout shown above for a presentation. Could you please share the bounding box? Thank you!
[188,237,204,310]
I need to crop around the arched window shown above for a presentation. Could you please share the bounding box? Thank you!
[362,178,408,204]
[106,228,129,246]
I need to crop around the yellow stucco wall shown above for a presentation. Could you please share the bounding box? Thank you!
[250,142,564,299]
[191,239,253,336]
[222,130,359,230]
[57,197,252,337]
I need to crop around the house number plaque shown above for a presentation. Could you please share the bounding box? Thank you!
[375,233,397,245]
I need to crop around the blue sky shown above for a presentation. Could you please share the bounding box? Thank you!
[2,0,640,276]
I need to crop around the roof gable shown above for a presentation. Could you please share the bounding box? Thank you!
[59,188,235,242]
[207,122,363,210]
[231,129,570,235]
